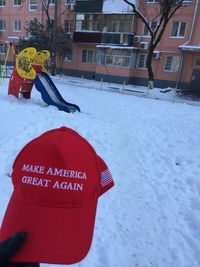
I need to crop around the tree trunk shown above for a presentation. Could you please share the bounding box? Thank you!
[146,48,154,89]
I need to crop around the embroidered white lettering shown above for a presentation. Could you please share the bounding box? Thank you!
[54,168,63,176]
[37,178,44,186]
[39,166,45,173]
[22,176,28,183]
[22,164,45,174]
[22,164,31,172]
[46,167,53,175]
[60,182,68,189]
[63,169,70,177]
[21,176,51,187]
[46,167,87,180]
[70,171,75,178]
[67,182,73,190]
[27,176,32,184]
[82,173,87,179]
[52,181,83,191]
[32,177,39,185]
[74,183,83,191]
[53,180,60,189]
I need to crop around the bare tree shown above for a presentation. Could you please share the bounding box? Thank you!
[123,0,186,88]
[56,26,72,75]
[39,0,72,75]
[19,1,72,75]
[40,0,53,24]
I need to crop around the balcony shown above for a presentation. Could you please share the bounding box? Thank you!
[73,32,102,43]
[74,32,134,46]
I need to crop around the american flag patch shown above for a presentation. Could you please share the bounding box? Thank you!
[101,169,113,187]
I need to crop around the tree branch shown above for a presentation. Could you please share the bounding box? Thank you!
[40,0,51,23]
[123,0,153,35]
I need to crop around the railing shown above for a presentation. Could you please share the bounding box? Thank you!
[74,32,134,46]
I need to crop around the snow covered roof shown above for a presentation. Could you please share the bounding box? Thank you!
[102,0,136,14]
[96,44,138,49]
[179,45,200,52]
[153,50,160,54]
[7,36,20,40]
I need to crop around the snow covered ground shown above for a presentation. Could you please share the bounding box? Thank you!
[0,76,200,267]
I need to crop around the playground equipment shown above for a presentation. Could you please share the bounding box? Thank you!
[8,47,80,113]
[0,42,16,83]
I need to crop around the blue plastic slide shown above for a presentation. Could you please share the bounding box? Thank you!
[35,71,80,113]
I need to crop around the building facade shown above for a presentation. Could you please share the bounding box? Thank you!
[68,0,137,83]
[0,0,200,91]
[0,0,75,63]
[134,0,200,91]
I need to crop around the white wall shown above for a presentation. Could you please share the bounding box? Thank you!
[102,0,136,13]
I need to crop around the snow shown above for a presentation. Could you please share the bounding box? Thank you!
[96,44,137,49]
[102,0,135,13]
[0,75,200,267]
[179,45,200,51]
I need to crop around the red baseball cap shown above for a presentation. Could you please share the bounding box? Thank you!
[0,127,114,264]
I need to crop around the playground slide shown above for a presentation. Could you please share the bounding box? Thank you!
[35,71,80,113]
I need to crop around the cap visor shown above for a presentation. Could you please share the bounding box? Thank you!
[0,192,97,264]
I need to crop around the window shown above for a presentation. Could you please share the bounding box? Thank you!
[102,14,133,33]
[171,22,186,38]
[98,48,132,67]
[49,0,55,4]
[64,20,74,33]
[13,20,21,31]
[0,20,6,31]
[82,50,96,64]
[0,44,6,54]
[147,0,160,2]
[76,20,82,31]
[65,0,74,4]
[81,15,92,31]
[65,48,73,62]
[0,0,5,6]
[13,0,22,6]
[76,14,102,32]
[137,54,147,69]
[196,57,200,66]
[164,56,180,72]
[29,0,38,10]
[143,21,157,36]
[65,0,75,9]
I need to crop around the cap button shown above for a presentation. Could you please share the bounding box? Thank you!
[60,126,68,131]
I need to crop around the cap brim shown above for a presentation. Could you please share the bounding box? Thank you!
[0,192,97,264]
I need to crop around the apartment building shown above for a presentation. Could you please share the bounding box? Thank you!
[0,0,38,57]
[64,0,137,83]
[0,0,75,62]
[68,0,200,90]
[0,0,200,91]
[134,0,200,91]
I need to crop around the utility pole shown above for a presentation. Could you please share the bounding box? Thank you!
[51,0,58,76]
